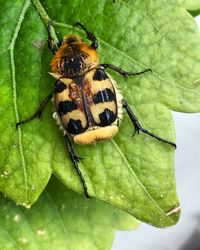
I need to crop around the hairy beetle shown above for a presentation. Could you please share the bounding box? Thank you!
[17,22,176,198]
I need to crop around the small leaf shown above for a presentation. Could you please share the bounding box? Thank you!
[1,0,200,227]
[0,177,138,250]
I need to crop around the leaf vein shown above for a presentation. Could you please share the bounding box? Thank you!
[45,190,73,250]
[0,226,23,250]
[9,0,31,201]
[19,209,43,250]
[111,139,174,223]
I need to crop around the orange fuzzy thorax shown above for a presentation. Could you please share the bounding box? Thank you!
[51,35,99,78]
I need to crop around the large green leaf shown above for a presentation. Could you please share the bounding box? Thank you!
[1,0,200,227]
[0,177,137,250]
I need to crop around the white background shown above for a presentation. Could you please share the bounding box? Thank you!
[112,15,200,250]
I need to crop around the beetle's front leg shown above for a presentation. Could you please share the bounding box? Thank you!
[75,22,98,49]
[122,99,176,148]
[16,91,54,129]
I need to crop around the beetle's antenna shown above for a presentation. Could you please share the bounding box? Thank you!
[75,22,98,49]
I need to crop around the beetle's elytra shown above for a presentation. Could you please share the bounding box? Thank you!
[16,22,176,198]
[53,68,121,145]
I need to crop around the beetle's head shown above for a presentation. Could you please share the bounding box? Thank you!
[63,34,82,45]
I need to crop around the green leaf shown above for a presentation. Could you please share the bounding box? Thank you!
[0,177,137,250]
[1,0,200,227]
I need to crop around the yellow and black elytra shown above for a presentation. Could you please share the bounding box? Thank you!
[16,22,176,198]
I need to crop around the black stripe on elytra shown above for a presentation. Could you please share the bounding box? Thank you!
[93,68,108,81]
[99,108,116,126]
[55,80,67,93]
[93,88,115,104]
[58,100,77,115]
[67,119,86,134]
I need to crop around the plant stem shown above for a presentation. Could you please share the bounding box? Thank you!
[31,0,49,25]
[31,0,59,44]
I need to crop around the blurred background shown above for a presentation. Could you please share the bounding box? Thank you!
[112,15,200,250]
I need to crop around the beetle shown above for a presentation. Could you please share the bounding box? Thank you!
[16,22,176,198]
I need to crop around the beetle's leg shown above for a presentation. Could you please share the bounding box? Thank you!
[122,99,176,148]
[65,135,90,198]
[16,91,54,129]
[75,22,98,49]
[100,63,152,80]
[48,21,61,54]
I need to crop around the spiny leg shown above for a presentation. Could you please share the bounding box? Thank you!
[65,135,90,198]
[16,91,54,129]
[75,22,98,49]
[122,99,176,148]
[48,21,61,54]
[100,63,152,80]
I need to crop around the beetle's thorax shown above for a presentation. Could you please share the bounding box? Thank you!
[51,34,99,78]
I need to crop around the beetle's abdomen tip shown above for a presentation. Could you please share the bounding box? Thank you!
[73,126,118,144]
